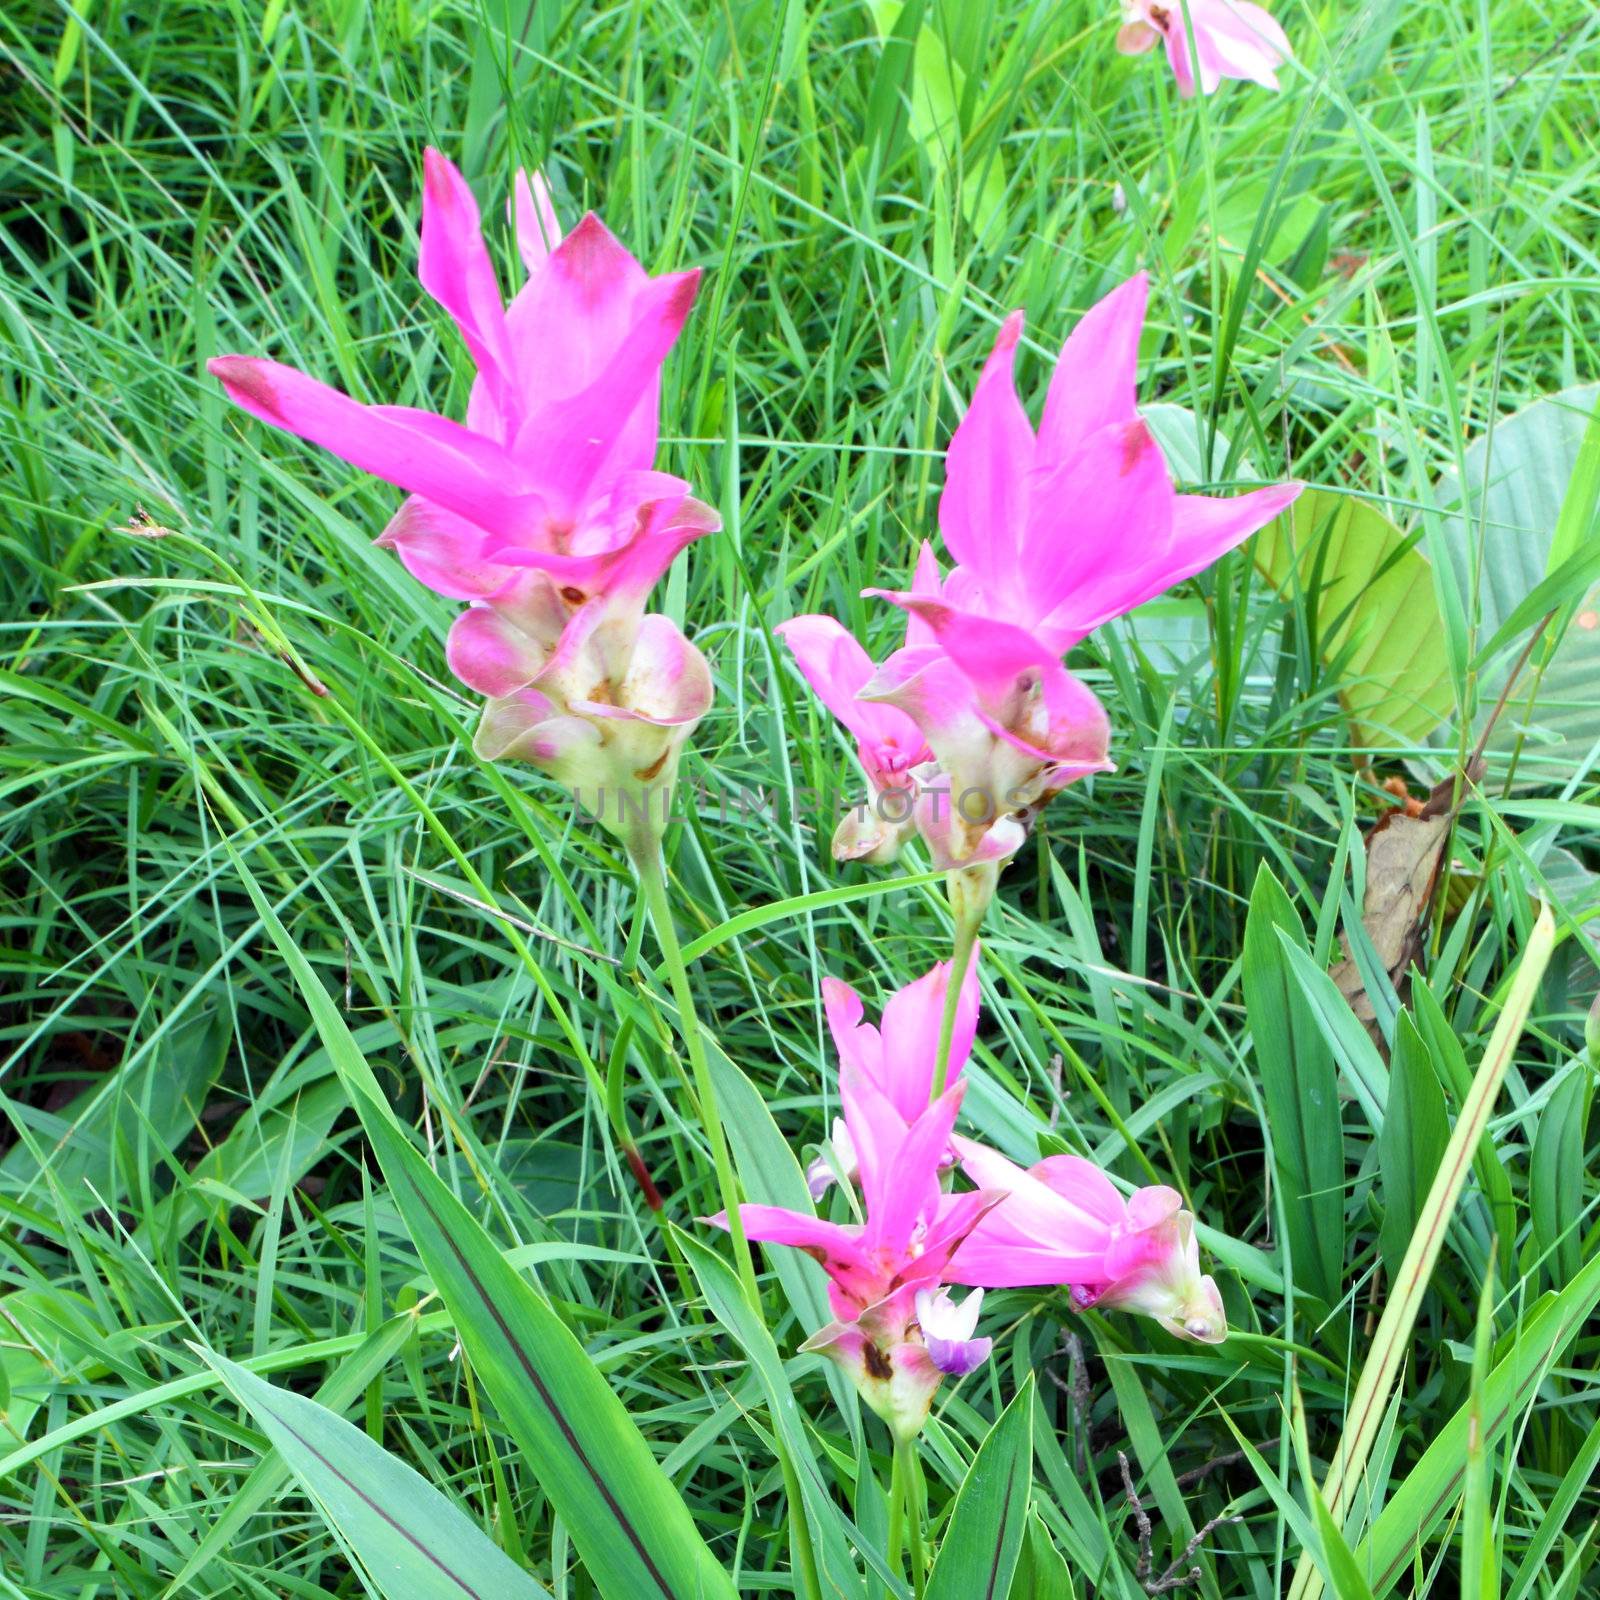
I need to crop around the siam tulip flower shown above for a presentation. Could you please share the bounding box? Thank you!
[947,1138,1228,1344]
[210,149,715,611]
[1117,0,1293,98]
[208,149,720,845]
[806,956,981,1198]
[710,1063,999,1441]
[863,273,1301,877]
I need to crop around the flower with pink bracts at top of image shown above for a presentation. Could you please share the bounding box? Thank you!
[1117,0,1293,98]
[208,149,719,841]
[946,1137,1228,1344]
[708,1031,1000,1440]
[805,956,980,1199]
[210,149,715,611]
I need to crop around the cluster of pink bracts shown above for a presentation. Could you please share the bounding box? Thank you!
[209,152,721,851]
[777,275,1300,892]
[209,136,1299,1448]
[712,958,1228,1442]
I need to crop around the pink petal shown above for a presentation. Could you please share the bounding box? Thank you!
[1041,477,1303,641]
[864,1080,967,1259]
[1157,10,1202,96]
[473,691,599,771]
[1022,417,1178,644]
[939,312,1035,590]
[374,496,517,600]
[511,265,701,512]
[1192,0,1291,89]
[875,956,980,1120]
[207,355,532,536]
[911,792,1030,873]
[513,169,563,275]
[582,614,713,728]
[1037,274,1148,462]
[504,212,651,397]
[774,615,929,788]
[718,1204,860,1260]
[823,977,888,1089]
[446,604,552,697]
[419,149,515,416]
[1031,1155,1128,1226]
[858,642,991,775]
[877,600,1112,777]
[903,541,943,651]
[952,1137,1118,1252]
[1117,20,1161,54]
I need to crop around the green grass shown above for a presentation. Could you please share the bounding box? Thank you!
[2,1,1599,1596]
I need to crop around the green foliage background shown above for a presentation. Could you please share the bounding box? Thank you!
[2,0,1598,1595]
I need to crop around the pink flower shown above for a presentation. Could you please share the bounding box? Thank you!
[946,1138,1228,1344]
[208,148,716,618]
[708,1046,999,1439]
[860,273,1301,869]
[806,957,981,1198]
[208,150,719,841]
[1118,0,1293,98]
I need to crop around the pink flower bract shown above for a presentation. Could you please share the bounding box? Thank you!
[1118,0,1294,99]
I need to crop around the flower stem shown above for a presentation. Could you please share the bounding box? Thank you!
[899,1438,927,1597]
[930,893,983,1102]
[886,1439,907,1580]
[630,842,760,1308]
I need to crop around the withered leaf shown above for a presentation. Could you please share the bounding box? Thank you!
[1332,759,1485,1035]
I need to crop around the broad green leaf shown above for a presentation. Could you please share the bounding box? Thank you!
[164,1316,417,1596]
[925,1378,1035,1600]
[1007,1512,1075,1600]
[1214,179,1324,270]
[1435,385,1600,784]
[361,1110,739,1600]
[1253,489,1454,749]
[1529,1064,1590,1289]
[1460,1269,1499,1600]
[204,1350,551,1600]
[866,1,1005,232]
[1,1009,226,1205]
[1241,867,1345,1307]
[1290,1384,1376,1600]
[1376,1014,1449,1285]
[1277,934,1390,1127]
[226,843,739,1600]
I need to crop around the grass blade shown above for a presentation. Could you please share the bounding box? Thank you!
[1287,906,1556,1600]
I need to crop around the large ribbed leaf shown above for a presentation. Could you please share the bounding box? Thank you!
[359,1114,737,1600]
[1253,489,1454,749]
[206,1351,551,1600]
[1434,385,1600,785]
[228,845,738,1600]
[925,1378,1035,1600]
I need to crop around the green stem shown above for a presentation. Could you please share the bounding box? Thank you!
[630,842,760,1309]
[886,1439,907,1581]
[899,1438,927,1598]
[930,896,983,1102]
